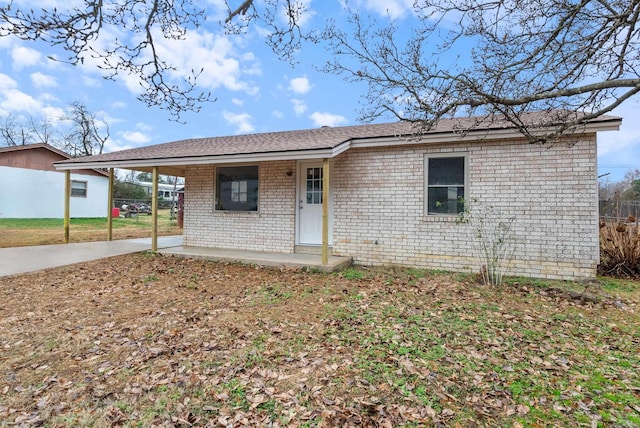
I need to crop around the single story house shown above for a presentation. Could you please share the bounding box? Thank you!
[0,144,109,218]
[54,112,621,279]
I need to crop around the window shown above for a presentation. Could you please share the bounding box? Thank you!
[305,167,323,204]
[216,165,258,211]
[425,155,466,215]
[71,180,87,198]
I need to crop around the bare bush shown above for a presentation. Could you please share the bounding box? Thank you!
[463,201,517,286]
[599,220,640,278]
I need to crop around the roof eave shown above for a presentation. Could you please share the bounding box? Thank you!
[53,117,621,172]
[53,147,341,172]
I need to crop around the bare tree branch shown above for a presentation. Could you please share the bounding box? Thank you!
[63,102,110,156]
[324,0,640,141]
[1,0,638,137]
[0,0,211,121]
[226,0,254,23]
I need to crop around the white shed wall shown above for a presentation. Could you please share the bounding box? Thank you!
[0,166,108,218]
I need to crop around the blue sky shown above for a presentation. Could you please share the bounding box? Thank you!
[0,0,638,182]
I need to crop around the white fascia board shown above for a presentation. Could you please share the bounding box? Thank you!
[331,141,352,157]
[349,120,621,149]
[54,148,338,171]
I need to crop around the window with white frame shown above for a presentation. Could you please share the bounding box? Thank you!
[425,154,466,215]
[215,165,258,211]
[71,180,87,198]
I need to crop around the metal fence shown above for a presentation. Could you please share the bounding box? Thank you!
[113,198,175,209]
[600,200,640,221]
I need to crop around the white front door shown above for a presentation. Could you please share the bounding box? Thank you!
[298,162,325,245]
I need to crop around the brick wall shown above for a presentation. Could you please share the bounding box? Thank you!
[183,161,297,252]
[332,136,599,280]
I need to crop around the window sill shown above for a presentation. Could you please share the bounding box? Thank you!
[421,215,463,223]
[213,210,260,216]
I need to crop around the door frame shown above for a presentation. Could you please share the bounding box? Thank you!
[295,159,333,246]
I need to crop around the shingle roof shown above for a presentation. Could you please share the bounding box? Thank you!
[53,112,621,172]
[0,143,71,157]
[0,143,109,176]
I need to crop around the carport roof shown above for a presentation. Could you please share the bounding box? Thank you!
[53,112,621,176]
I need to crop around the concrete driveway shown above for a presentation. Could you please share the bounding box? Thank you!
[0,236,183,277]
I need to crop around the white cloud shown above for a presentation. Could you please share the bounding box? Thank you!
[289,76,312,94]
[272,110,284,119]
[136,122,153,132]
[310,112,348,127]
[0,74,42,114]
[232,98,244,106]
[41,106,66,123]
[240,52,262,76]
[0,36,14,50]
[12,0,86,7]
[153,29,260,95]
[0,73,17,91]
[346,0,413,19]
[121,130,151,144]
[104,139,134,153]
[292,99,307,116]
[82,76,101,87]
[30,72,58,88]
[0,90,43,115]
[223,111,254,134]
[38,92,59,103]
[27,17,261,103]
[11,46,41,70]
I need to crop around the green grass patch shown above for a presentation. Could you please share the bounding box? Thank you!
[340,267,366,280]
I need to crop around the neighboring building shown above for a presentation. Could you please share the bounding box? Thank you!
[54,113,621,279]
[0,144,109,218]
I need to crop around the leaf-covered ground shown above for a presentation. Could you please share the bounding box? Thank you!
[0,254,638,427]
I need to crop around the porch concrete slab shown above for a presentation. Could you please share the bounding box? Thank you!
[158,245,352,272]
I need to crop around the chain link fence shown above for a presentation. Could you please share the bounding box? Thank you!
[114,198,176,209]
[600,200,640,221]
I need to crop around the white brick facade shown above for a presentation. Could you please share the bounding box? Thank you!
[183,136,599,280]
[183,161,297,252]
[332,137,599,280]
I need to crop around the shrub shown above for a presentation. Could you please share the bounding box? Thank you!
[462,200,517,286]
[599,220,640,278]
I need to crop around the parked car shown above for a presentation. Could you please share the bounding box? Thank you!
[120,202,152,217]
[132,203,152,215]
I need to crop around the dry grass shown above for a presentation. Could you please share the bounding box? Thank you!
[0,209,181,248]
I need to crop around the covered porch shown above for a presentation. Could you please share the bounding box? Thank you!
[54,156,340,267]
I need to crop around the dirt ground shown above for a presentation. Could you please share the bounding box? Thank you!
[0,255,367,426]
[0,254,638,427]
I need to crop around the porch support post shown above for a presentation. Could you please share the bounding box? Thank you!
[322,158,329,265]
[151,167,159,251]
[64,170,70,243]
[107,168,114,241]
